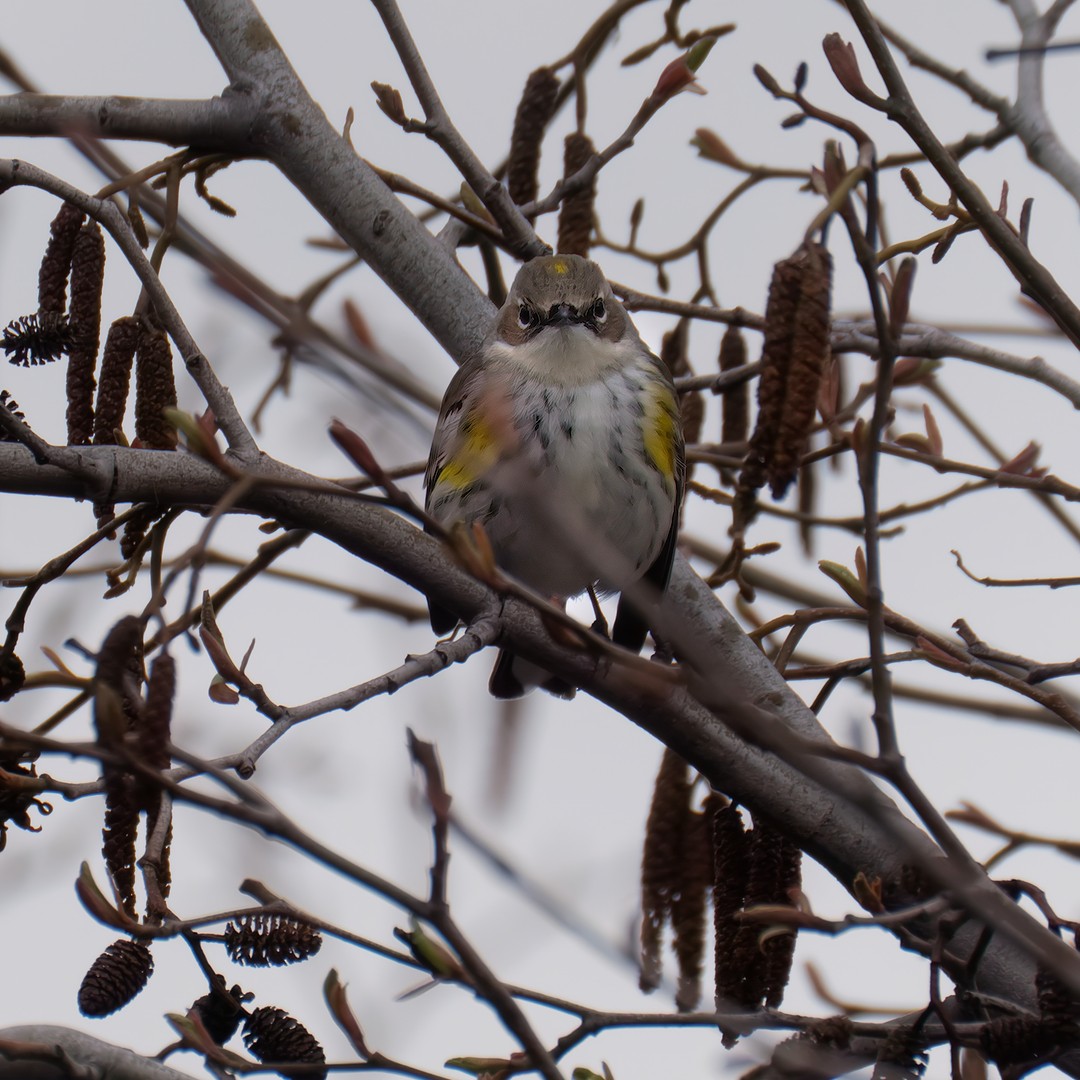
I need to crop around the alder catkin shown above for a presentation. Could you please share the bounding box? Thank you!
[134,323,178,450]
[639,748,692,992]
[671,806,711,1012]
[741,241,833,499]
[66,222,106,446]
[711,799,751,1024]
[38,202,85,316]
[506,67,560,207]
[557,132,596,257]
[718,324,749,447]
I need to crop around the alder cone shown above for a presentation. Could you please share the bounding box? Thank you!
[77,939,153,1017]
[243,1005,326,1080]
[224,913,323,967]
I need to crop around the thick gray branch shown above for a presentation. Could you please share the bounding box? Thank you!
[183,0,493,363]
[0,1026,194,1079]
[1002,0,1080,206]
[0,92,256,147]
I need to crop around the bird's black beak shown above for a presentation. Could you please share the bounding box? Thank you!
[545,302,582,327]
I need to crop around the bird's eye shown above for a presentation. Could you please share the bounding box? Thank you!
[590,298,607,323]
[518,304,536,329]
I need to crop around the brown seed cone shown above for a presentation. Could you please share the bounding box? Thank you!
[134,324,177,450]
[39,202,86,316]
[0,649,25,702]
[557,132,596,258]
[672,806,712,1012]
[0,753,49,852]
[711,799,751,1022]
[741,242,832,499]
[639,748,692,992]
[224,914,324,967]
[243,1005,327,1080]
[507,67,560,207]
[77,938,153,1017]
[190,982,248,1046]
[2,312,75,367]
[0,390,27,441]
[718,325,749,448]
[66,223,105,446]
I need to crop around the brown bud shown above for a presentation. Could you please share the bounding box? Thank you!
[78,938,153,1017]
[66,222,105,446]
[556,132,596,258]
[38,202,86,315]
[507,67,560,207]
[692,128,744,169]
[822,33,883,107]
[370,81,407,127]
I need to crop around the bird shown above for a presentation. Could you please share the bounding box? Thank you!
[425,254,684,697]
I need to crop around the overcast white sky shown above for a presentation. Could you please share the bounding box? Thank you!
[3,3,1080,1078]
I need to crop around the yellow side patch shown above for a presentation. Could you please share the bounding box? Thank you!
[434,412,502,490]
[643,384,679,481]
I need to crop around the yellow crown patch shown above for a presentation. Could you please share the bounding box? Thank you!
[549,259,569,275]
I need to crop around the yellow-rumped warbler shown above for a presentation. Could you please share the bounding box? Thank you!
[425,255,684,697]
